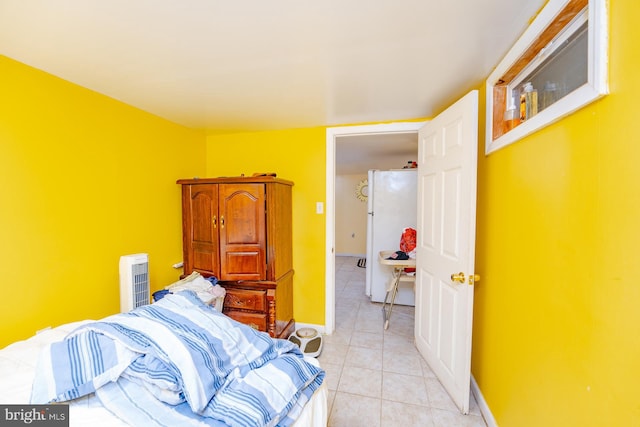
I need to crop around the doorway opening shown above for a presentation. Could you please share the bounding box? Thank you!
[324,121,425,334]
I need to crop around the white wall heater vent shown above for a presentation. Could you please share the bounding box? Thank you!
[119,253,150,312]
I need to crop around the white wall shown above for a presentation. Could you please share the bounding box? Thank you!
[335,174,368,256]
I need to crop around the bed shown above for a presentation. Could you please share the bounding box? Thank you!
[0,291,327,427]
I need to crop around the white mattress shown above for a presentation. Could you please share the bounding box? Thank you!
[0,321,327,427]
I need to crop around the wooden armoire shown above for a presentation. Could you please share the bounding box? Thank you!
[177,176,294,338]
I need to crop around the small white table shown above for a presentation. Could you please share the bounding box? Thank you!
[378,251,416,329]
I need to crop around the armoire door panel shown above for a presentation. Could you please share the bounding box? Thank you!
[223,251,263,280]
[192,242,217,274]
[220,184,265,244]
[219,183,266,280]
[184,184,219,277]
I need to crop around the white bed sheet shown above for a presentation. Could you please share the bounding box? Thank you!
[0,321,327,427]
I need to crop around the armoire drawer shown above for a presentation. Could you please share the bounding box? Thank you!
[223,288,266,311]
[225,310,267,332]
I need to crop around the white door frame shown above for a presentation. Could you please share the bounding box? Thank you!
[324,121,426,334]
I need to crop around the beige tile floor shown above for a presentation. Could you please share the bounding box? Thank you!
[319,256,487,427]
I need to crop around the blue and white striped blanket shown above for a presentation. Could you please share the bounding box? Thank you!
[30,291,324,427]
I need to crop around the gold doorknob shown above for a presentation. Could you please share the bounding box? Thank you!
[451,272,465,283]
[469,274,481,285]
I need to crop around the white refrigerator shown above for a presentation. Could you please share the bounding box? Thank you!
[365,169,417,305]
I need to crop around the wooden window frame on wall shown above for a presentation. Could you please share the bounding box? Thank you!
[485,0,608,155]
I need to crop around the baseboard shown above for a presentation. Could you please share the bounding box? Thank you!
[335,253,366,258]
[470,374,498,427]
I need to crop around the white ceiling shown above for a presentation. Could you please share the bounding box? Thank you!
[0,0,545,173]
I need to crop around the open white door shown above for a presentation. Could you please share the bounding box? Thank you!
[415,90,478,413]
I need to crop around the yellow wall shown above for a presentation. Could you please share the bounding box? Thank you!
[206,129,327,325]
[472,0,640,425]
[335,174,368,256]
[0,56,206,348]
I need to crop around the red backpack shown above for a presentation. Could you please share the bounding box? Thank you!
[399,227,416,253]
[400,227,417,272]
